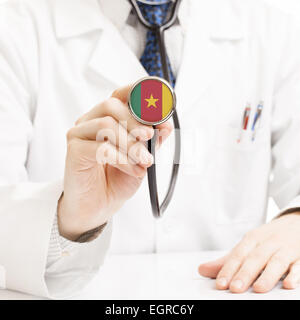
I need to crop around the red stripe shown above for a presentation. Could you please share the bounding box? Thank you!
[141,80,162,122]
[243,116,249,130]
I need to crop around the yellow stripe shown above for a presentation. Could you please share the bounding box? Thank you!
[162,84,173,119]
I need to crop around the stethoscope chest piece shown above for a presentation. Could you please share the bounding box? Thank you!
[128,76,176,126]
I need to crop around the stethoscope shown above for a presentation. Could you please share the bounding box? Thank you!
[128,0,182,218]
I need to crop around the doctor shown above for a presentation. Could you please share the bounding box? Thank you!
[1,0,300,298]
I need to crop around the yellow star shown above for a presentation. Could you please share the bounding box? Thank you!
[145,94,159,108]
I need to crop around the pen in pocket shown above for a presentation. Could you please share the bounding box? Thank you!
[237,103,251,143]
[251,101,264,141]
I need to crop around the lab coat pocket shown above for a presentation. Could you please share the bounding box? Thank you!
[214,126,270,225]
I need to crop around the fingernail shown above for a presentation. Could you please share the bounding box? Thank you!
[139,149,153,165]
[131,127,153,141]
[140,128,154,140]
[231,279,244,290]
[216,277,228,288]
[287,278,300,289]
[289,281,298,289]
[141,130,152,141]
[134,166,145,178]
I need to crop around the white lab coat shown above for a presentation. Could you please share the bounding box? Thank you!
[0,0,300,298]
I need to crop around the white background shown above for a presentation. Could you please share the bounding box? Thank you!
[0,0,299,219]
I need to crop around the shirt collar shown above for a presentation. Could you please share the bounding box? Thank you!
[53,0,190,39]
[98,0,191,32]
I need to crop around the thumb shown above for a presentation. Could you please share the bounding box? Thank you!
[111,85,133,103]
[198,255,227,279]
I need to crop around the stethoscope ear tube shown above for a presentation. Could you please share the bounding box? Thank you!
[129,0,182,218]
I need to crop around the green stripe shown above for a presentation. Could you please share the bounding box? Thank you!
[131,84,141,118]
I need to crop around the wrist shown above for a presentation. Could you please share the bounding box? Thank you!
[57,194,81,240]
[57,194,108,241]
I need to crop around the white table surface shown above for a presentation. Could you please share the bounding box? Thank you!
[1,251,300,300]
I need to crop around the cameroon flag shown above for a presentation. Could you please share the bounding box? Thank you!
[130,78,174,124]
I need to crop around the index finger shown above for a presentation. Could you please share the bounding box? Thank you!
[216,236,257,290]
[76,84,134,125]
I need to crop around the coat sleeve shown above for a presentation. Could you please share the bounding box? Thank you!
[270,14,300,215]
[0,3,111,298]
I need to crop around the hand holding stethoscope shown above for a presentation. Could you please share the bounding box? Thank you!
[128,0,182,218]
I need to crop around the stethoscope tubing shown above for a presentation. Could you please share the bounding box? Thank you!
[129,0,182,218]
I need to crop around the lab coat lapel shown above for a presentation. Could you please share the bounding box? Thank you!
[53,0,147,87]
[88,23,147,87]
[53,0,105,38]
[175,0,245,112]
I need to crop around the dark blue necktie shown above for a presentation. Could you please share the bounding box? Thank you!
[137,0,176,87]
